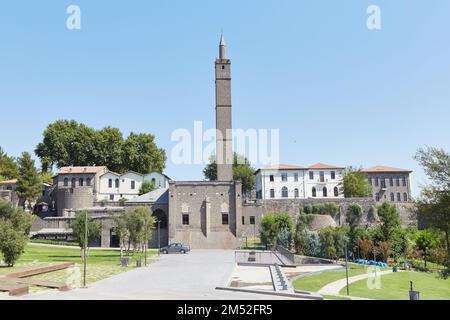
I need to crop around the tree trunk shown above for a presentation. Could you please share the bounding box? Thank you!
[445,230,450,268]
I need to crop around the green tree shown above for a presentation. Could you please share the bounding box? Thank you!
[94,127,125,173]
[260,215,278,246]
[346,204,363,257]
[414,146,450,270]
[320,227,337,260]
[294,209,313,254]
[123,206,156,253]
[0,200,33,266]
[0,147,19,181]
[15,152,42,209]
[109,212,129,258]
[377,202,401,241]
[274,212,295,248]
[40,171,54,184]
[415,147,450,190]
[35,120,167,174]
[122,133,166,174]
[203,153,256,196]
[341,166,372,198]
[319,227,348,261]
[69,211,101,257]
[139,180,156,195]
[35,120,97,171]
[416,229,440,268]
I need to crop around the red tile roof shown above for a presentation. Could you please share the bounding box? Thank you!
[262,164,308,170]
[58,166,108,174]
[308,163,345,170]
[361,166,412,173]
[256,163,344,173]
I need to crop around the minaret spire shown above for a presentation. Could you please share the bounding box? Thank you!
[219,33,227,59]
[215,34,233,181]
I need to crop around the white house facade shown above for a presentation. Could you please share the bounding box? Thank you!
[255,163,344,200]
[98,171,170,202]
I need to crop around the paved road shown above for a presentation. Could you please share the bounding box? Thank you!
[5,250,298,300]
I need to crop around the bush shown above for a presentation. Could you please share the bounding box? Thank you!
[0,224,27,266]
[303,205,313,214]
[302,231,321,257]
[260,213,294,247]
[0,200,33,266]
[319,227,347,260]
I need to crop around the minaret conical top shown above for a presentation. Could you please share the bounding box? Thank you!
[219,34,227,59]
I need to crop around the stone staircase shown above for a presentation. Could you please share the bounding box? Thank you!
[270,264,295,293]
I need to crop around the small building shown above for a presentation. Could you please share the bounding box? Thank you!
[0,179,20,207]
[54,166,170,215]
[361,166,413,204]
[255,163,344,200]
[97,171,170,202]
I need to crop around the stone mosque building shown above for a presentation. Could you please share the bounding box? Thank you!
[30,36,414,249]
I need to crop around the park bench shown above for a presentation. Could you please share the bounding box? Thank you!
[0,283,29,296]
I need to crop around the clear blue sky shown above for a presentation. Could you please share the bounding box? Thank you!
[1,1,449,197]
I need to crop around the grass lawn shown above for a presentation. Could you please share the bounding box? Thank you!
[340,271,450,300]
[292,263,375,292]
[0,243,157,293]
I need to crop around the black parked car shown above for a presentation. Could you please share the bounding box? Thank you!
[160,243,191,254]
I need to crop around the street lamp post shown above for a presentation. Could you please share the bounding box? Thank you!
[158,220,161,257]
[83,212,88,288]
[345,241,350,296]
[144,218,147,267]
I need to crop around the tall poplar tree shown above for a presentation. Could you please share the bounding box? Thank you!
[15,152,42,209]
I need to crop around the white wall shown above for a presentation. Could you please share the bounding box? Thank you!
[256,170,306,200]
[98,171,170,201]
[98,172,121,201]
[143,172,169,189]
[256,169,344,200]
[304,169,343,199]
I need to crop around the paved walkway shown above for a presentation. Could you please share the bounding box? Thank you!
[2,250,299,300]
[318,270,393,296]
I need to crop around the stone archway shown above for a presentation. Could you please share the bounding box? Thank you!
[150,209,169,248]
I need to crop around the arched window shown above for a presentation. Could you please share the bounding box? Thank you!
[294,188,299,198]
[64,178,69,187]
[403,193,408,202]
[397,192,401,202]
[115,179,120,188]
[390,193,395,202]
[402,177,407,186]
[71,178,76,188]
[334,187,339,197]
[312,187,317,198]
[153,209,168,229]
[79,178,84,187]
[323,187,328,197]
[396,177,400,187]
[381,177,387,189]
[86,178,91,187]
[281,187,288,198]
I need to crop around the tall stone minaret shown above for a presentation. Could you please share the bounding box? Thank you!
[215,34,233,181]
